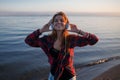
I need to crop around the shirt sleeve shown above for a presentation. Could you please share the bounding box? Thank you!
[25,29,42,47]
[70,33,99,47]
[25,29,53,63]
[24,29,49,54]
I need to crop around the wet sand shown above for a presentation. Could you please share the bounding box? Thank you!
[93,64,120,80]
[76,59,120,80]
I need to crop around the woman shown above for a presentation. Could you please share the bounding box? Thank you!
[25,11,99,80]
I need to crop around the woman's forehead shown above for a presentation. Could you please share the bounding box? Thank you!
[54,15,65,20]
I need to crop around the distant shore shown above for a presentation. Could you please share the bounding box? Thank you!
[0,12,120,17]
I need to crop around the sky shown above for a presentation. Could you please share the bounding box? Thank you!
[0,0,120,15]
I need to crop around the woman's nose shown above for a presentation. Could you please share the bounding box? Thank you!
[57,20,61,23]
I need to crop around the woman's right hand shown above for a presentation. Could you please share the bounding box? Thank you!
[40,19,53,33]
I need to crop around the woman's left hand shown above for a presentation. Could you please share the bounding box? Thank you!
[69,24,88,35]
[69,24,79,33]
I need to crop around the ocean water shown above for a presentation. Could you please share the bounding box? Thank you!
[0,15,120,80]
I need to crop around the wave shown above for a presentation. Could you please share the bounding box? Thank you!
[75,56,120,69]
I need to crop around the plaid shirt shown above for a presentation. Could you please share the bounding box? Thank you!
[25,29,98,80]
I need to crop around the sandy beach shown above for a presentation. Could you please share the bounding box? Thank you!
[76,59,120,80]
[93,64,120,80]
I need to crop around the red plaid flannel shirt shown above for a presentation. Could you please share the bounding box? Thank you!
[25,29,98,79]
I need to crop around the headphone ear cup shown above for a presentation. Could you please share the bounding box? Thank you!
[65,23,69,29]
[49,24,54,30]
[51,24,54,29]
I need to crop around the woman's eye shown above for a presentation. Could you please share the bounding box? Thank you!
[54,19,64,22]
[54,20,58,22]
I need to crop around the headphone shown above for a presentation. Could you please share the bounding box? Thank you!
[49,23,70,30]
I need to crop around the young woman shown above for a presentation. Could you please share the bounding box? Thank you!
[25,11,99,80]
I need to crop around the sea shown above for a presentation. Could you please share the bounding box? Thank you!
[0,15,120,80]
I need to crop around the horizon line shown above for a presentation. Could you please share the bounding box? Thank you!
[0,11,120,16]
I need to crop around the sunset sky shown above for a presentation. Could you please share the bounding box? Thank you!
[0,0,120,15]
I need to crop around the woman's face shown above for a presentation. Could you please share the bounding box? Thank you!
[53,15,67,31]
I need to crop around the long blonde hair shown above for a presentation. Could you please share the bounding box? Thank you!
[50,11,70,53]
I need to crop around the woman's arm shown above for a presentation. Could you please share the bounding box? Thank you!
[25,29,43,47]
[69,24,99,47]
[74,32,98,47]
[25,19,52,47]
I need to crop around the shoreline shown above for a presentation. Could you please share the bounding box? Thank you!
[76,59,120,80]
[75,56,120,69]
[93,64,120,80]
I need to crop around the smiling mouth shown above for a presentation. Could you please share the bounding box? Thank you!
[57,24,62,26]
[55,24,62,27]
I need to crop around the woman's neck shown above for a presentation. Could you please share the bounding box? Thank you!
[56,30,63,41]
